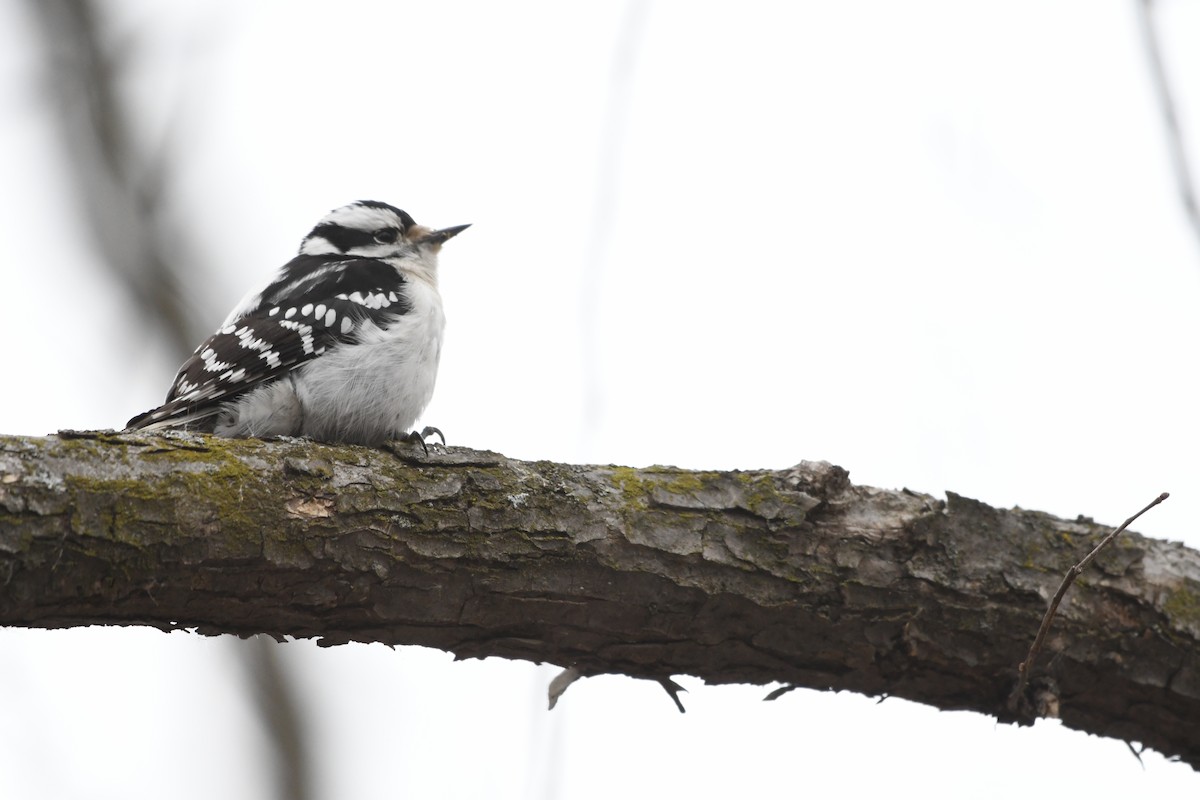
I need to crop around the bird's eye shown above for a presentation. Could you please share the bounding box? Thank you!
[373,229,399,244]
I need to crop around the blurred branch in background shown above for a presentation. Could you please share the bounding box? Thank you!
[25,0,199,355]
[244,636,313,800]
[579,0,650,446]
[25,3,312,799]
[1136,0,1200,254]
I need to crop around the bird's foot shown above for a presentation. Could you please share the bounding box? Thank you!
[418,426,446,448]
[384,426,445,458]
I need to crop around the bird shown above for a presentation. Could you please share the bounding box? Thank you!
[125,200,468,448]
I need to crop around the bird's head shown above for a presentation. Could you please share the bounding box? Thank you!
[300,200,469,263]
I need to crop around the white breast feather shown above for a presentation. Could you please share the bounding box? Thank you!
[214,274,445,445]
[294,277,445,444]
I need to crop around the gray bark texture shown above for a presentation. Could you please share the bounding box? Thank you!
[1,431,1197,767]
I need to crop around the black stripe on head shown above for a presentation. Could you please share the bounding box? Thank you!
[356,200,417,230]
[308,224,377,253]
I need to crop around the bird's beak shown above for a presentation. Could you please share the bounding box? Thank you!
[421,224,471,246]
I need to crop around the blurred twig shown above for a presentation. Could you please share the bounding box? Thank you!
[579,0,651,447]
[26,0,199,355]
[26,4,313,799]
[243,637,313,800]
[1136,0,1200,253]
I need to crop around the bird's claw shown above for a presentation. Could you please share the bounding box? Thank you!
[386,426,446,457]
[419,426,446,447]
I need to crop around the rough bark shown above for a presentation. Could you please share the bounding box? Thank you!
[1,431,1197,766]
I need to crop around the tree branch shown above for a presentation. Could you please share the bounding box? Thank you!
[1,432,1198,767]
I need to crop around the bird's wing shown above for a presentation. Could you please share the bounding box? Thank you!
[126,256,411,430]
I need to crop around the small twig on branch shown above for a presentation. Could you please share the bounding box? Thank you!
[546,669,689,713]
[763,684,799,702]
[1126,740,1147,770]
[657,678,688,714]
[547,667,582,710]
[1007,492,1169,712]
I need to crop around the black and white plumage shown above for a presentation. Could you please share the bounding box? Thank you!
[126,201,468,446]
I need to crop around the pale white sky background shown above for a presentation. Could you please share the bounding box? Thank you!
[1,1,1199,797]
